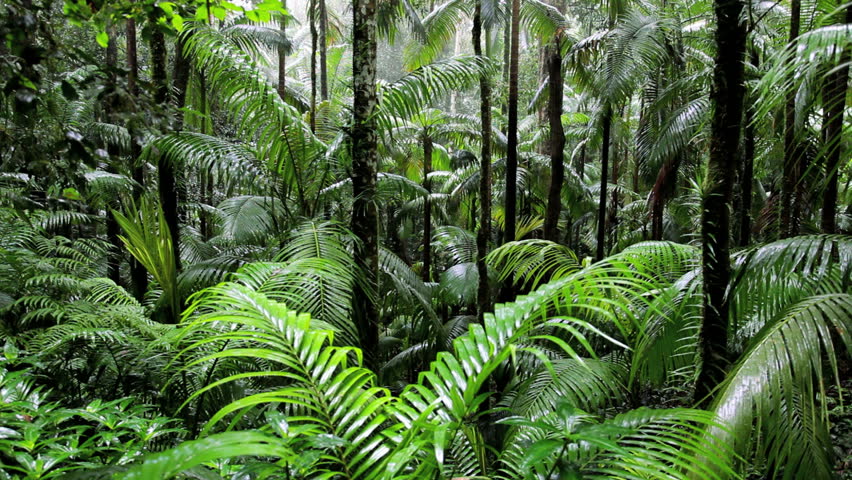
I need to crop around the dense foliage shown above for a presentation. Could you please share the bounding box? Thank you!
[1,0,850,478]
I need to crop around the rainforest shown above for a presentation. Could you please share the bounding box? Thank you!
[0,0,851,478]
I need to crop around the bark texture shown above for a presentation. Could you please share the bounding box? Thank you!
[503,0,521,244]
[695,0,747,403]
[310,0,318,133]
[351,0,380,358]
[126,15,148,300]
[104,26,121,285]
[780,0,802,237]
[473,2,492,322]
[543,37,564,242]
[738,51,758,246]
[277,12,287,101]
[319,0,329,100]
[422,136,433,282]
[596,105,611,261]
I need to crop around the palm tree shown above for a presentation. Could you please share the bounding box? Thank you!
[148,14,183,304]
[820,2,851,233]
[352,0,381,359]
[504,0,521,244]
[694,0,747,400]
[125,12,148,300]
[542,14,564,242]
[472,0,493,321]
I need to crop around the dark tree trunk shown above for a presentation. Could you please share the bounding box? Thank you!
[503,0,520,244]
[694,0,747,403]
[422,136,433,282]
[351,0,380,360]
[104,27,121,285]
[172,37,190,126]
[319,0,329,101]
[596,105,611,261]
[310,0,318,132]
[126,16,148,300]
[151,24,182,323]
[780,0,801,237]
[198,73,213,241]
[820,4,852,234]
[738,50,758,246]
[150,29,168,105]
[151,30,182,276]
[543,37,564,242]
[277,11,287,101]
[171,34,190,228]
[473,1,493,322]
[501,16,510,123]
[608,133,620,251]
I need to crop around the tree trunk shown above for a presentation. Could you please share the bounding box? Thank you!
[543,37,564,242]
[319,0,329,101]
[310,0,318,133]
[474,1,493,322]
[503,0,520,244]
[502,16,510,123]
[126,15,148,300]
[738,50,758,247]
[694,0,746,403]
[152,31,183,277]
[351,0,380,359]
[277,11,287,101]
[151,24,182,323]
[422,136,433,282]
[596,104,611,261]
[780,0,801,237]
[171,34,190,228]
[608,136,619,251]
[820,4,852,234]
[104,26,121,285]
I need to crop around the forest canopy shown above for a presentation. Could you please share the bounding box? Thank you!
[0,0,851,478]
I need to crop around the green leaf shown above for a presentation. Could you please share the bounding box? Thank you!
[522,439,563,470]
[96,31,109,48]
[170,14,184,31]
[62,187,81,200]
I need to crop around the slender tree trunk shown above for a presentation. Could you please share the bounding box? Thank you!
[596,104,611,261]
[820,4,852,233]
[543,36,564,242]
[198,72,213,241]
[310,0,318,132]
[351,0,380,359]
[502,16,510,122]
[151,24,182,323]
[319,0,329,100]
[474,1,492,322]
[154,32,184,276]
[126,15,148,300]
[608,135,619,251]
[171,34,190,228]
[422,136,433,282]
[277,11,287,101]
[150,28,168,106]
[738,50,758,247]
[695,0,747,403]
[104,26,121,285]
[503,0,520,244]
[780,0,801,237]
